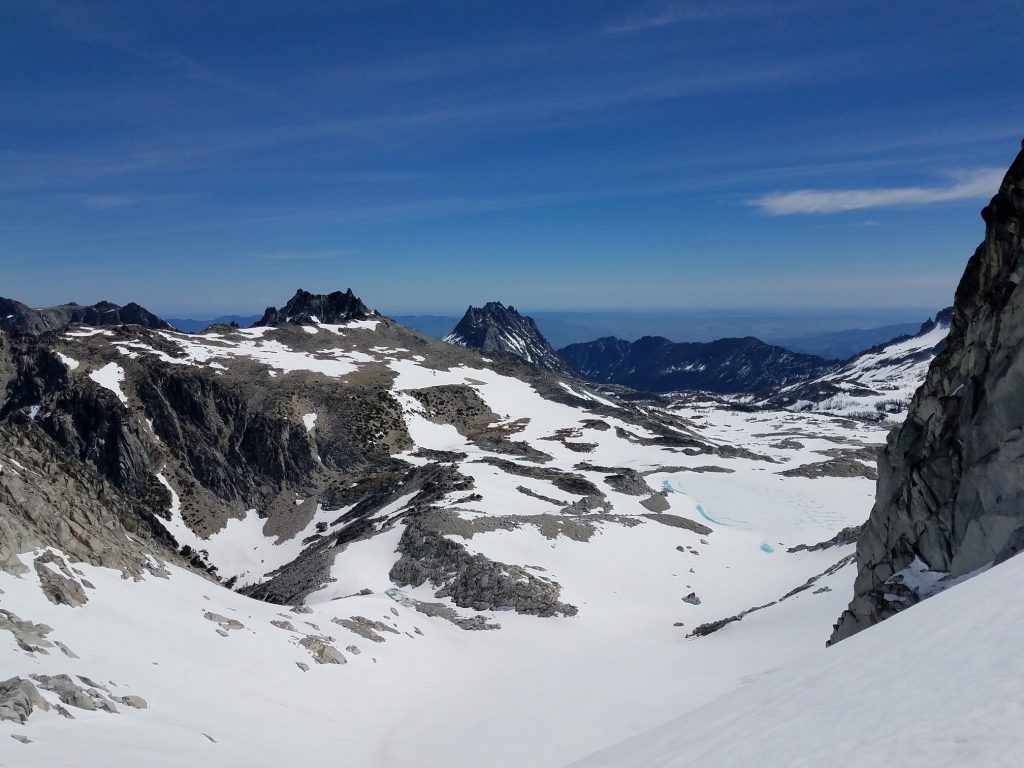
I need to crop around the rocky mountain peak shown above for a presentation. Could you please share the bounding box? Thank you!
[830,144,1024,643]
[254,288,375,327]
[0,296,171,336]
[443,301,573,375]
[917,305,953,335]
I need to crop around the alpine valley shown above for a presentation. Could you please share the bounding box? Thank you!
[2,148,1023,768]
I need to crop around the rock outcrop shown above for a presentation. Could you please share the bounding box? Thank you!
[254,288,374,326]
[444,301,574,375]
[830,144,1024,643]
[0,677,50,723]
[390,516,578,617]
[0,297,170,336]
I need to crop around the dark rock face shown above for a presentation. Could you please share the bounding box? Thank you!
[2,342,165,498]
[254,289,373,326]
[0,297,171,336]
[444,301,574,375]
[133,367,319,504]
[390,516,578,617]
[559,335,835,394]
[830,145,1024,644]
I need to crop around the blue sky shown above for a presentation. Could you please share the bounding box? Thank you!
[1,0,1021,316]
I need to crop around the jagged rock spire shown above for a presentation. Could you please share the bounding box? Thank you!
[254,289,375,327]
[444,301,573,375]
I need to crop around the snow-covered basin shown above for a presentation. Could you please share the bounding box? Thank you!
[0,368,896,768]
[0,537,855,768]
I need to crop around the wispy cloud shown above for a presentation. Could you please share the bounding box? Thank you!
[78,193,141,209]
[751,167,1005,215]
[255,249,348,262]
[603,2,760,34]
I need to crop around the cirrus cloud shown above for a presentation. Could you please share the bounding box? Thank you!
[751,167,1005,215]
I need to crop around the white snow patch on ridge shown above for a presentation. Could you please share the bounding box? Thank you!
[88,362,128,404]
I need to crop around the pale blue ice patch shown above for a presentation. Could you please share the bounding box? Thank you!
[696,504,726,526]
[760,543,775,553]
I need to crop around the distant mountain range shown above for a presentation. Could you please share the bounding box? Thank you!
[559,335,837,394]
[439,301,953,400]
[396,311,931,359]
[772,322,922,360]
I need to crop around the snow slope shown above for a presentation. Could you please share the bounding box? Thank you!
[571,551,1024,768]
[773,311,950,421]
[0,399,886,767]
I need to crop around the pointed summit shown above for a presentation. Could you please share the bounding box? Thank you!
[443,301,573,375]
[254,288,375,327]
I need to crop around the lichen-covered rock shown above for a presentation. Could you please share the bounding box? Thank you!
[831,144,1024,643]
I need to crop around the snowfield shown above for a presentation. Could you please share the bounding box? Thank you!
[572,550,1024,768]
[0,393,887,768]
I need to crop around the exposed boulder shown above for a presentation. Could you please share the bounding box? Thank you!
[34,552,89,607]
[299,635,346,664]
[0,677,50,723]
[30,674,118,713]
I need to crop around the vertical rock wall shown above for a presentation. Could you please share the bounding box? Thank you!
[831,144,1024,643]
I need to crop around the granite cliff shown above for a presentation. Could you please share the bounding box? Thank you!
[831,144,1024,642]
